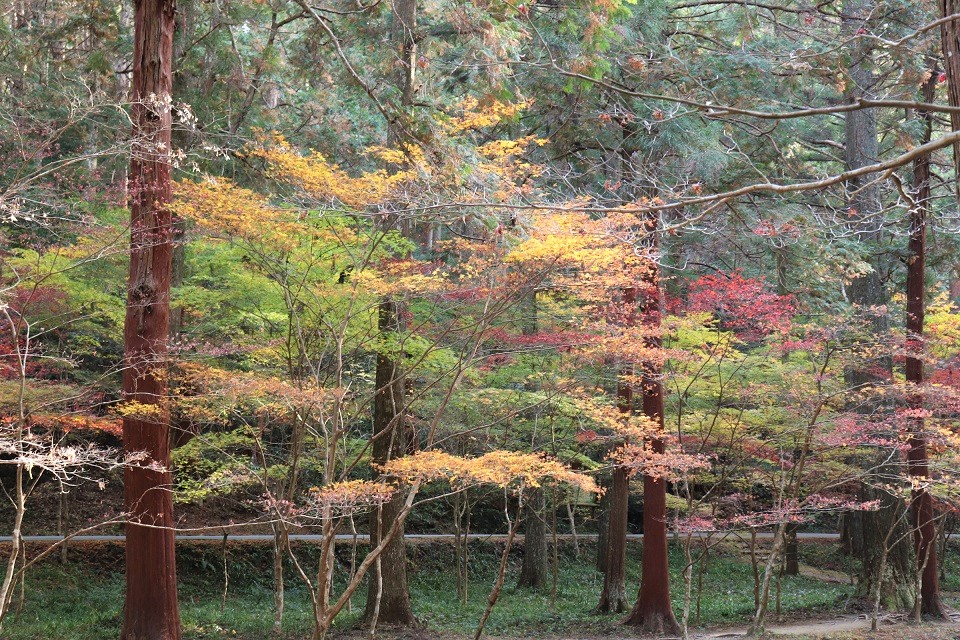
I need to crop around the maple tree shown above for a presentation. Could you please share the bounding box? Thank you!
[12,0,960,636]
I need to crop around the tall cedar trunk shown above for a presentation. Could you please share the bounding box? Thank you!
[623,242,681,635]
[517,296,547,590]
[596,466,629,611]
[776,258,800,578]
[364,0,418,624]
[517,487,548,589]
[168,0,192,339]
[842,0,916,609]
[365,300,416,626]
[595,481,611,573]
[597,288,634,613]
[840,511,865,557]
[783,523,799,576]
[941,0,960,187]
[905,71,947,617]
[121,0,181,638]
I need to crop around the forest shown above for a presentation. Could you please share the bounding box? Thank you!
[4,0,960,638]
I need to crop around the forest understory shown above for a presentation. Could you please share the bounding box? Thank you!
[6,540,960,640]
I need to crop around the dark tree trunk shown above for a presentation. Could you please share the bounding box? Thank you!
[596,466,629,612]
[365,300,416,626]
[905,71,947,618]
[517,488,548,589]
[623,245,680,635]
[783,523,799,576]
[121,0,181,638]
[940,0,960,187]
[841,0,917,611]
[364,0,418,624]
[516,285,547,589]
[860,480,917,610]
[840,511,865,558]
[595,482,610,574]
[597,302,634,613]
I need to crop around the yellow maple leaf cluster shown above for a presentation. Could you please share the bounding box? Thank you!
[380,449,598,495]
[174,177,302,250]
[248,133,416,208]
[442,97,532,134]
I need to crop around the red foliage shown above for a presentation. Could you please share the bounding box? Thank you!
[686,270,794,341]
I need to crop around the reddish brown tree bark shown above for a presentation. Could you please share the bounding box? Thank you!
[623,251,680,635]
[905,70,947,618]
[121,0,181,639]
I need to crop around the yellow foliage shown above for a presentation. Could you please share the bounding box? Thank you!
[443,97,532,133]
[381,449,598,495]
[116,400,166,422]
[248,133,416,207]
[927,294,960,359]
[174,177,302,250]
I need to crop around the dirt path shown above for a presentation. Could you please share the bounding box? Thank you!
[702,616,870,638]
[701,614,960,638]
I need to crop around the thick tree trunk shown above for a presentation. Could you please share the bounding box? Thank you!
[860,478,917,610]
[121,1,181,638]
[840,511,865,558]
[905,72,947,618]
[516,284,547,590]
[597,312,634,613]
[623,247,680,635]
[595,481,610,574]
[783,523,799,576]
[596,466,629,612]
[517,488,548,589]
[841,0,916,611]
[940,0,960,186]
[365,300,416,626]
[363,0,418,623]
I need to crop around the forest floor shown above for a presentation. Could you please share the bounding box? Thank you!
[6,540,960,640]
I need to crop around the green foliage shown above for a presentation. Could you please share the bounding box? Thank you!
[8,541,856,639]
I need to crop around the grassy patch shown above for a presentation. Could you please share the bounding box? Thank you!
[5,539,855,639]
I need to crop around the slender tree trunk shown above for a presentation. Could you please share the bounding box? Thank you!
[474,510,521,640]
[272,524,286,634]
[0,467,25,629]
[517,488,548,589]
[905,70,947,618]
[623,242,681,635]
[746,522,788,636]
[121,1,181,638]
[566,501,580,558]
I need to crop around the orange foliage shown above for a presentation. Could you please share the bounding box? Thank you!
[32,413,123,437]
[307,480,395,509]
